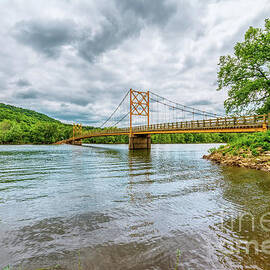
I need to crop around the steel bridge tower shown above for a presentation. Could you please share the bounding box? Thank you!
[129,89,151,150]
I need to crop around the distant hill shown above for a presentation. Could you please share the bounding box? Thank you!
[0,103,72,144]
[0,103,60,125]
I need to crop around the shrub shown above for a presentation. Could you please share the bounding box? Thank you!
[251,149,259,156]
[216,131,270,157]
[208,147,217,153]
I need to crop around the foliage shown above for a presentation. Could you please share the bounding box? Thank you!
[0,103,60,124]
[0,104,73,144]
[173,249,181,270]
[215,131,270,156]
[208,147,217,154]
[217,19,270,114]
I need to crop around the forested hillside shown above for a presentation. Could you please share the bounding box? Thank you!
[0,103,60,124]
[0,103,72,144]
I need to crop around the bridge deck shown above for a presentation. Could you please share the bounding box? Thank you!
[55,114,268,144]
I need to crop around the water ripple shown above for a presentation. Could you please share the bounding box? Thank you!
[0,144,270,269]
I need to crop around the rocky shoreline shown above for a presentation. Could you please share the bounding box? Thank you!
[203,151,270,172]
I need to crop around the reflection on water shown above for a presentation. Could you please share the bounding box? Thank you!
[0,144,270,269]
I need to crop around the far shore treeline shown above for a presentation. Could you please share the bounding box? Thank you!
[0,102,240,145]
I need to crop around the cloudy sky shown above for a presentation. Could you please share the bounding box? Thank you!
[0,0,269,125]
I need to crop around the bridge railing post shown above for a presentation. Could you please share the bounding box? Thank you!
[72,123,75,143]
[263,114,267,131]
[233,117,236,127]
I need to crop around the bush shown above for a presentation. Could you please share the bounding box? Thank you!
[216,131,270,157]
[251,149,259,156]
[208,147,217,153]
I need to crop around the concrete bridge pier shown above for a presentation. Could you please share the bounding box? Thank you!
[129,134,151,150]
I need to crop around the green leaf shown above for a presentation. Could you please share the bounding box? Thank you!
[217,18,270,115]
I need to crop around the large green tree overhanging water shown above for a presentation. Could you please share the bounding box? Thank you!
[204,18,270,172]
[218,19,270,114]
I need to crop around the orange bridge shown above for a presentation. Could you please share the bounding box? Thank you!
[55,89,269,149]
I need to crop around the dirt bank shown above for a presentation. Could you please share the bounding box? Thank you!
[203,151,270,172]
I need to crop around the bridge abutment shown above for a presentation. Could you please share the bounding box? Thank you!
[129,134,151,150]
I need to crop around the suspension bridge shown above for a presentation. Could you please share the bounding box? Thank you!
[55,89,269,149]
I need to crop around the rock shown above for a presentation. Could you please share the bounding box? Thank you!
[203,151,270,172]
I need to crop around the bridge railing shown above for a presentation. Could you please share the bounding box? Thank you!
[64,114,268,143]
[130,114,268,132]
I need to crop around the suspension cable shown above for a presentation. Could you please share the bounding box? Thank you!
[112,112,130,127]
[98,89,224,129]
[150,91,224,118]
[149,97,219,118]
[99,90,129,128]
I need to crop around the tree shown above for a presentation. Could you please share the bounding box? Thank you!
[218,19,270,115]
[184,133,194,143]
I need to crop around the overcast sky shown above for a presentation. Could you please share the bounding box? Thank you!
[0,0,269,125]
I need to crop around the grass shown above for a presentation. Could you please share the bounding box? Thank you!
[77,251,82,270]
[172,249,181,270]
[209,131,270,157]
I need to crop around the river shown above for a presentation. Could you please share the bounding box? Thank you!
[0,144,270,269]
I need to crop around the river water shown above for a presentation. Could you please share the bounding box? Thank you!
[0,144,270,269]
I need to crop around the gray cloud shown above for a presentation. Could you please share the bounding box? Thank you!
[180,55,197,73]
[117,0,176,26]
[187,99,213,106]
[0,0,268,125]
[16,87,91,106]
[15,88,39,99]
[13,19,76,58]
[12,0,176,63]
[52,111,91,122]
[15,79,31,87]
[77,16,138,63]
[77,0,176,62]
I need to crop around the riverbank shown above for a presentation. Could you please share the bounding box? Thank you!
[203,149,270,171]
[203,131,270,172]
